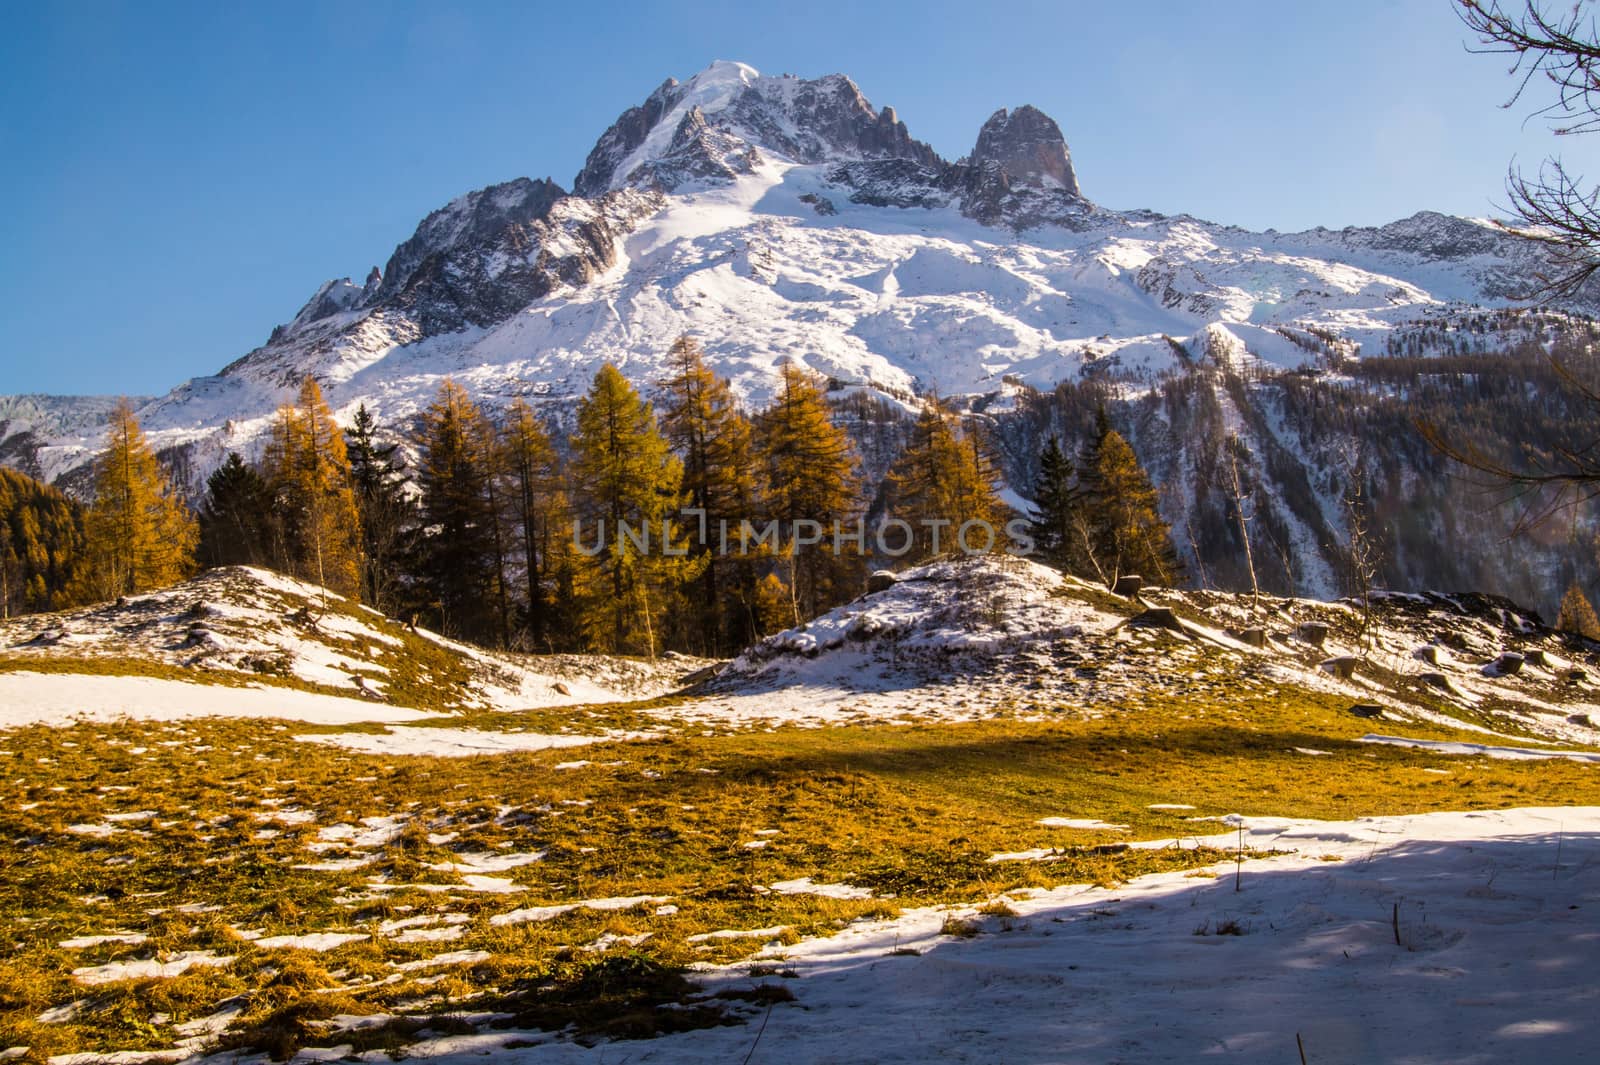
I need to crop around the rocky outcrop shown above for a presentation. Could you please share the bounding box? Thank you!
[825,160,956,210]
[377,177,567,304]
[970,106,1079,194]
[573,79,684,197]
[575,65,942,198]
[225,178,664,383]
[722,74,941,171]
[958,106,1085,226]
[272,278,367,341]
[623,106,763,191]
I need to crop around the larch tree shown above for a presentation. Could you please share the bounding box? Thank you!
[0,468,88,617]
[1557,580,1600,639]
[885,399,1005,561]
[1078,425,1178,587]
[477,409,518,648]
[1340,446,1383,650]
[753,363,859,624]
[569,363,689,656]
[656,335,760,654]
[415,380,499,640]
[261,378,363,602]
[83,400,197,599]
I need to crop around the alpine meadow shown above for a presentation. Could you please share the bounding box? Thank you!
[9,2,1600,1063]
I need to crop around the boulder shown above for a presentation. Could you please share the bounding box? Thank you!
[1522,649,1550,668]
[1414,645,1440,666]
[1419,672,1452,690]
[1228,627,1267,648]
[1128,607,1185,632]
[1570,669,1589,684]
[553,681,573,696]
[1348,703,1385,719]
[1491,652,1525,676]
[1297,622,1330,649]
[1320,656,1360,680]
[866,570,899,594]
[1112,575,1144,598]
[678,663,723,687]
[1568,713,1593,727]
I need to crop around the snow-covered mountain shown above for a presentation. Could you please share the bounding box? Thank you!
[2,61,1592,604]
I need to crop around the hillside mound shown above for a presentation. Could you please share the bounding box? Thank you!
[0,567,703,713]
[704,555,1600,742]
[722,555,1119,679]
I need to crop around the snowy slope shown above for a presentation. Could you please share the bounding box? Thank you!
[370,806,1600,1065]
[0,566,704,715]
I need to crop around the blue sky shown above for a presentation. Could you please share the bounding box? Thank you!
[4,0,1598,396]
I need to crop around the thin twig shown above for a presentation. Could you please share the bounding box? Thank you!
[741,999,776,1065]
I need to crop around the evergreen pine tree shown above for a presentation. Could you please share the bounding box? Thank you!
[656,335,760,654]
[753,364,858,623]
[414,381,499,640]
[344,404,415,615]
[502,398,572,651]
[1557,581,1600,639]
[197,452,275,569]
[569,364,689,655]
[475,410,516,648]
[83,400,197,599]
[1028,435,1078,570]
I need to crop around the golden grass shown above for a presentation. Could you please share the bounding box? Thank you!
[1,682,1597,1059]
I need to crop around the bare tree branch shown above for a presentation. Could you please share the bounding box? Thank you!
[1459,2,1600,298]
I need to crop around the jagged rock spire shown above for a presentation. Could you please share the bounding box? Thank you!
[969,106,1079,196]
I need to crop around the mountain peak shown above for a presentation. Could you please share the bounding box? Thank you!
[573,63,940,196]
[686,59,762,91]
[970,105,1079,196]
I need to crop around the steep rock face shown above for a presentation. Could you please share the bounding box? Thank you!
[970,106,1079,193]
[825,159,957,210]
[624,106,764,191]
[960,105,1085,227]
[383,189,605,334]
[573,79,685,197]
[376,178,567,306]
[575,62,942,197]
[220,180,664,390]
[721,73,941,171]
[273,279,367,340]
